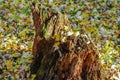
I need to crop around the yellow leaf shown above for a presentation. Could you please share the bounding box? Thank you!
[64,25,69,31]
[80,20,90,25]
[113,23,118,29]
[53,42,60,47]
[5,60,13,70]
[103,21,108,27]
[55,34,61,41]
[3,78,9,80]
[12,44,19,50]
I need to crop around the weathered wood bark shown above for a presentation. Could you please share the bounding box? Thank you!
[30,3,102,80]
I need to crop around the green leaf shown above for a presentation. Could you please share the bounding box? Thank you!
[23,8,30,15]
[116,40,120,45]
[118,21,120,29]
[70,0,75,3]
[104,56,110,62]
[12,52,20,58]
[0,15,5,20]
[91,0,95,1]
[31,74,36,80]
[25,66,30,71]
[64,25,69,31]
[70,9,76,15]
[111,57,116,62]
[73,27,80,31]
[79,2,83,6]
[6,21,10,27]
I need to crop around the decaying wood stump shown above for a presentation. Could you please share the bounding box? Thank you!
[30,3,102,80]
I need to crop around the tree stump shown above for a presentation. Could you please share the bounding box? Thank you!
[30,2,102,80]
